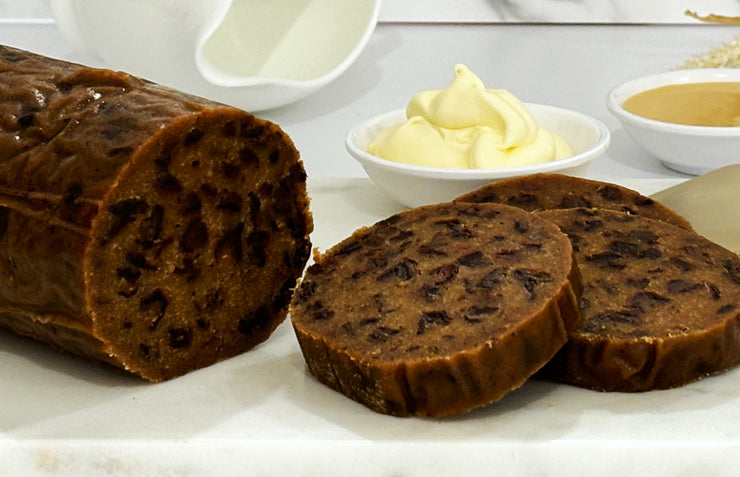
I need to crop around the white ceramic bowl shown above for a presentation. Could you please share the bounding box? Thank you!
[607,69,740,175]
[346,104,611,208]
[51,0,381,111]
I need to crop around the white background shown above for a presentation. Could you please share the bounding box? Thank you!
[3,2,740,476]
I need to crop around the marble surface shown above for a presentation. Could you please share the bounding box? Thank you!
[2,177,740,477]
[380,0,740,23]
[5,0,740,24]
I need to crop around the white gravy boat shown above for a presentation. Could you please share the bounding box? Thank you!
[51,0,381,111]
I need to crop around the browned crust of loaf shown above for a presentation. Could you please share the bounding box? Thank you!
[290,202,582,417]
[0,45,313,381]
[0,309,117,368]
[294,280,579,417]
[454,173,693,230]
[536,207,740,392]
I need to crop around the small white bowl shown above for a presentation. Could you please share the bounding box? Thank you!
[607,69,740,176]
[346,104,610,208]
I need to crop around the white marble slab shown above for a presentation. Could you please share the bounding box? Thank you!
[5,0,740,24]
[379,0,740,24]
[1,177,739,477]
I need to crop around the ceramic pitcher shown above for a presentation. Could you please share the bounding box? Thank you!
[51,0,381,110]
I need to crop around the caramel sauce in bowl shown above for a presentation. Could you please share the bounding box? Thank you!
[622,82,740,127]
[607,69,740,175]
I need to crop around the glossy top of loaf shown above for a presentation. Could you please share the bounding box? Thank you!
[0,45,236,203]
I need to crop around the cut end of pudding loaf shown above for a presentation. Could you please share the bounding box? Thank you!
[290,202,582,417]
[85,111,313,381]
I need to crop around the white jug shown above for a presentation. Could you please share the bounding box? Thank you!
[51,0,381,111]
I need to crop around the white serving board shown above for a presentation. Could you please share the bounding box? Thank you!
[1,177,739,477]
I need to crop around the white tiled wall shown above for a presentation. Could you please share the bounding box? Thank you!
[3,0,740,24]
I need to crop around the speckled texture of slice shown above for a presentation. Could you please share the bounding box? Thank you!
[455,173,693,230]
[289,202,582,417]
[536,208,740,392]
[0,45,313,381]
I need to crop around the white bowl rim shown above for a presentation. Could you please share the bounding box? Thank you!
[346,103,611,180]
[606,68,740,136]
[195,0,382,89]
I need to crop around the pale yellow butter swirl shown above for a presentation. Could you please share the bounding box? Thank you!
[368,64,572,169]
